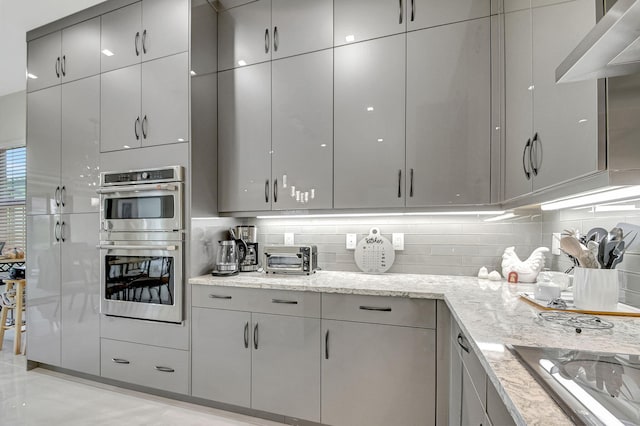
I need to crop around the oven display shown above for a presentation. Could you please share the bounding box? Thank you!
[104,196,175,220]
[105,255,174,305]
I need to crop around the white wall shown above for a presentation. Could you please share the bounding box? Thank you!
[0,91,26,148]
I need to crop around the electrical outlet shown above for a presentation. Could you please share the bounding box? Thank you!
[346,233,357,250]
[284,232,294,245]
[392,233,404,250]
[552,232,561,255]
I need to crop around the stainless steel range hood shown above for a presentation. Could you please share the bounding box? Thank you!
[556,0,640,83]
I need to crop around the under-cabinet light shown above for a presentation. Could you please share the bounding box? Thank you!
[256,211,505,219]
[541,186,640,210]
[594,204,640,212]
[483,212,516,222]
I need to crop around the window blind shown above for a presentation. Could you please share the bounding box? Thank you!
[0,147,26,252]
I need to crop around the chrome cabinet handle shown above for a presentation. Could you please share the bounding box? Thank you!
[522,138,531,180]
[399,0,403,24]
[134,117,140,140]
[359,305,392,312]
[61,55,66,76]
[411,0,415,21]
[244,321,249,349]
[274,178,278,203]
[274,26,279,52]
[208,294,232,299]
[112,358,130,364]
[325,330,329,360]
[142,29,147,54]
[253,323,259,350]
[409,168,414,197]
[142,115,148,139]
[60,221,66,242]
[60,186,66,207]
[55,186,61,207]
[457,332,470,353]
[135,31,140,56]
[531,132,541,176]
[265,179,269,203]
[54,221,61,242]
[55,57,60,78]
[272,299,298,305]
[397,169,402,198]
[154,366,175,373]
[98,244,178,251]
[265,28,270,54]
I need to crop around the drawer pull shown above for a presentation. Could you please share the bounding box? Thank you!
[254,323,259,350]
[244,321,249,349]
[154,366,175,373]
[272,299,298,305]
[457,332,470,353]
[112,358,130,364]
[209,294,232,299]
[325,330,330,360]
[359,306,392,312]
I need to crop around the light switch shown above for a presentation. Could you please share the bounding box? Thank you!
[284,233,294,245]
[346,233,357,250]
[392,233,404,250]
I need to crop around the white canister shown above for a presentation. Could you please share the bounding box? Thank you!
[573,267,619,311]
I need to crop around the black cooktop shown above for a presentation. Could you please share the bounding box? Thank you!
[509,345,640,426]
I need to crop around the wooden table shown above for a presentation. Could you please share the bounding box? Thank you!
[0,279,26,354]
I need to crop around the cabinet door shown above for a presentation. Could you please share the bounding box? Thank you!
[218,0,272,71]
[101,3,142,72]
[406,19,491,206]
[61,17,100,83]
[27,31,61,92]
[503,8,533,201]
[461,363,487,426]
[61,76,100,213]
[322,320,436,426]
[26,215,61,366]
[334,0,405,46]
[60,213,100,375]
[26,86,61,215]
[531,0,599,191]
[218,63,271,212]
[272,50,333,210]
[271,0,333,59]
[408,0,490,31]
[141,53,189,146]
[192,308,251,407]
[101,65,142,152]
[334,35,406,209]
[141,0,189,62]
[449,331,463,425]
[252,313,321,422]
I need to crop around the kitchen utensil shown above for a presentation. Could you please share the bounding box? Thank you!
[560,236,589,267]
[585,240,601,269]
[586,227,608,243]
[608,241,626,269]
[603,239,618,267]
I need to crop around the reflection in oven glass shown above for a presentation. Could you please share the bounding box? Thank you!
[105,255,174,305]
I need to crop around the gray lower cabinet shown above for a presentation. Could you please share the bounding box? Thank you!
[322,319,436,426]
[461,364,488,426]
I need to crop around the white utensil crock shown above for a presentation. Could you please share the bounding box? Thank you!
[573,267,619,311]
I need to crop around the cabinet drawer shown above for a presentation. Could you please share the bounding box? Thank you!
[252,289,320,317]
[192,285,255,311]
[100,315,188,350]
[322,293,436,328]
[100,339,188,395]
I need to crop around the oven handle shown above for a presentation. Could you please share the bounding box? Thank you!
[97,243,178,251]
[96,183,180,194]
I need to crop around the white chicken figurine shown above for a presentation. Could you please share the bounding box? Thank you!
[501,246,550,283]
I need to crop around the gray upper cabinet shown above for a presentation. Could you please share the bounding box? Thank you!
[27,17,100,92]
[101,0,188,73]
[271,0,333,59]
[271,50,333,210]
[334,0,405,46]
[218,0,272,71]
[408,0,491,31]
[321,319,436,426]
[406,18,491,206]
[251,313,321,422]
[101,53,189,152]
[334,35,406,209]
[192,307,252,407]
[218,62,272,212]
[504,0,600,201]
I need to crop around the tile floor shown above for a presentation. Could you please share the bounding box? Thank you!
[0,330,283,426]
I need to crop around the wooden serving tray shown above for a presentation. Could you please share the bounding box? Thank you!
[519,292,640,317]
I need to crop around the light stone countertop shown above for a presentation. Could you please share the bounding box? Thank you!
[189,270,640,426]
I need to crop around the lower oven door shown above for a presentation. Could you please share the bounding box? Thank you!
[99,237,183,323]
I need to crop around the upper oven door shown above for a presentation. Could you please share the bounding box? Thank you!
[98,182,183,232]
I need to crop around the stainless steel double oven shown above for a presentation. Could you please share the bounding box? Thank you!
[97,166,184,323]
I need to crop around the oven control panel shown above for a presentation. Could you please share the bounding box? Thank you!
[101,166,183,186]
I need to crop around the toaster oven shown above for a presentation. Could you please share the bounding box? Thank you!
[263,245,318,275]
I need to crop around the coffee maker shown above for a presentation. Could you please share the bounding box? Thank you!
[236,225,259,272]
